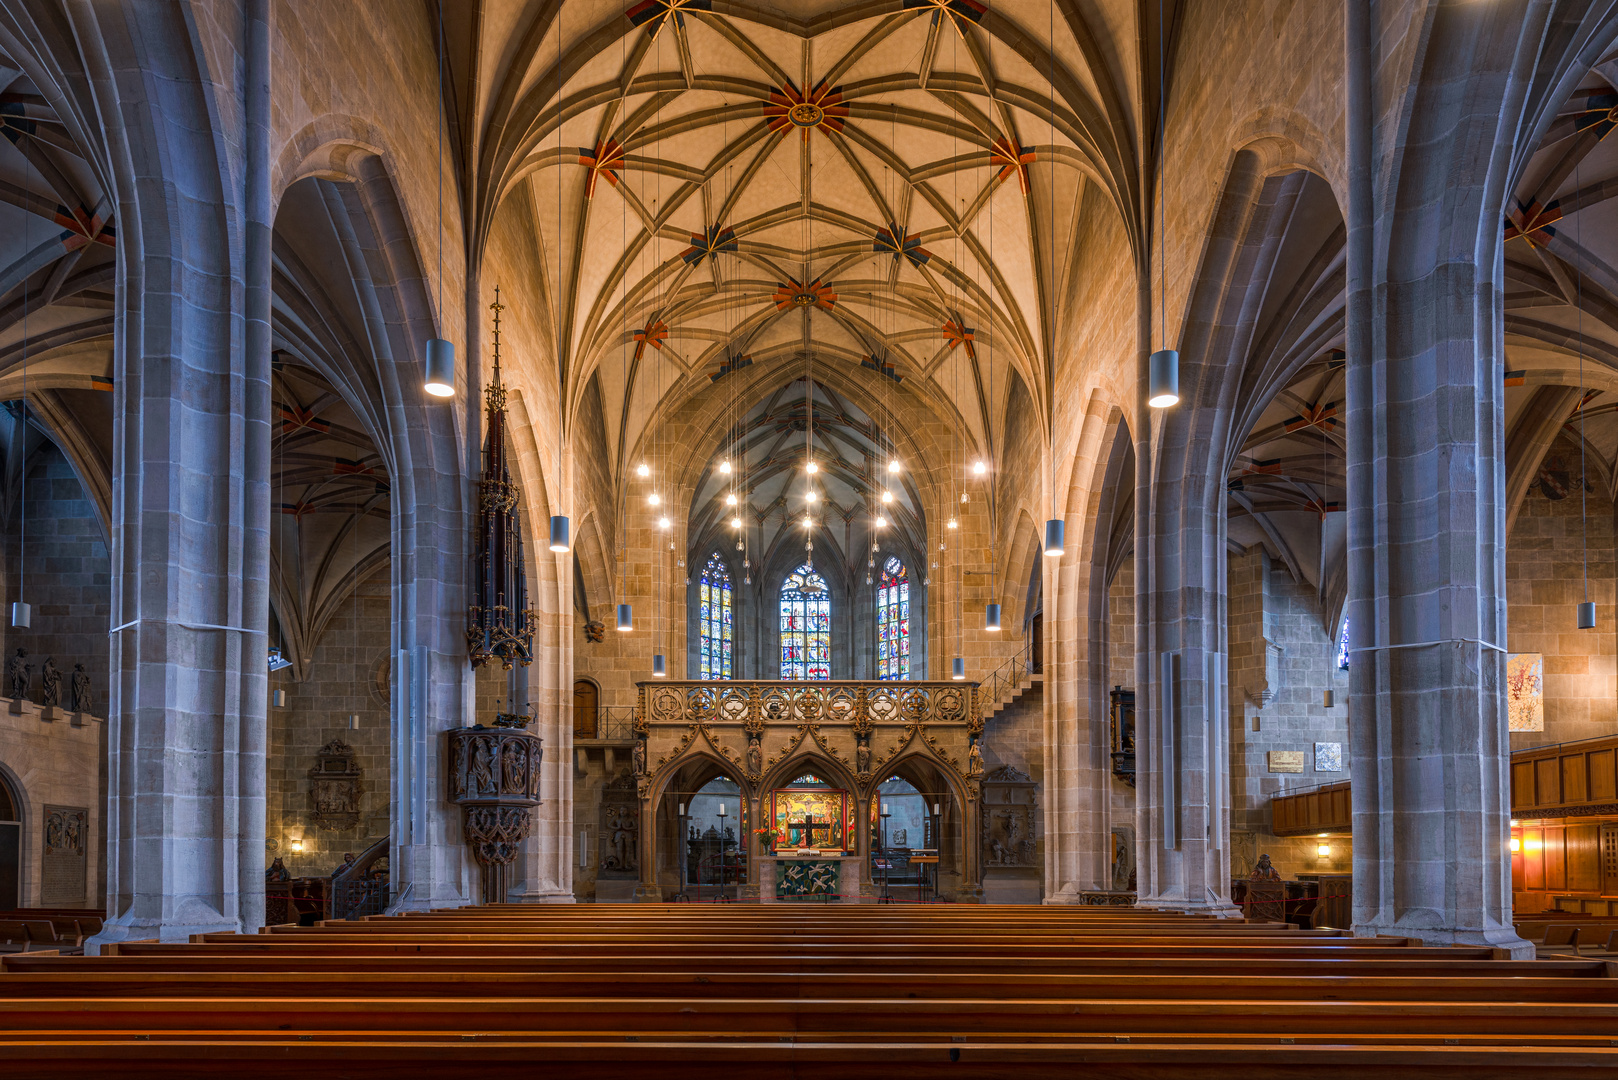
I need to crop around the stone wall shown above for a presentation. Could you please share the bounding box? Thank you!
[0,701,103,908]
[1226,547,1352,878]
[1506,441,1617,750]
[267,577,391,878]
[0,441,110,716]
[980,684,1045,903]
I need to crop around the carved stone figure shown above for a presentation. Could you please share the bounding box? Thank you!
[8,647,30,700]
[502,740,527,793]
[967,738,983,776]
[38,657,60,707]
[584,620,605,643]
[70,663,91,714]
[266,857,290,882]
[1249,852,1280,881]
[472,739,495,793]
[855,739,871,775]
[632,737,647,776]
[601,804,638,873]
[746,735,762,776]
[1111,830,1133,891]
[1002,810,1020,860]
[892,828,907,846]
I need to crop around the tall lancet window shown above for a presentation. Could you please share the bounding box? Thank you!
[877,556,910,680]
[780,564,831,680]
[699,553,733,680]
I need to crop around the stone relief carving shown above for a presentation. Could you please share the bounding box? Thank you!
[601,804,638,873]
[70,663,91,714]
[980,764,1037,868]
[38,657,60,707]
[308,739,363,830]
[8,647,30,700]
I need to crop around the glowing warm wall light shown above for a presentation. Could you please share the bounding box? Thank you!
[1316,843,1331,859]
[290,839,304,852]
[648,492,661,506]
[719,460,731,474]
[972,461,987,475]
[805,460,819,474]
[1510,837,1521,853]
[888,459,901,474]
[636,462,650,477]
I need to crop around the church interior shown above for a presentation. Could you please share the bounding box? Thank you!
[3,0,1618,1074]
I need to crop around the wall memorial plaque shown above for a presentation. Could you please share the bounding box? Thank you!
[1267,750,1305,774]
[41,804,87,904]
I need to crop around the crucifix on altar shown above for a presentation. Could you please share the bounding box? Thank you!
[787,814,832,852]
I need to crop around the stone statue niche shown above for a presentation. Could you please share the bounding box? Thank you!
[979,765,1037,868]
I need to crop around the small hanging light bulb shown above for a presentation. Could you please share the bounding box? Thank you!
[731,516,742,529]
[960,491,969,503]
[948,517,958,529]
[973,461,987,475]
[803,515,813,528]
[881,490,893,504]
[719,460,731,474]
[726,492,738,506]
[637,462,650,478]
[875,515,887,528]
[888,459,901,474]
[658,516,671,530]
[648,492,661,506]
[806,490,818,503]
[805,460,819,474]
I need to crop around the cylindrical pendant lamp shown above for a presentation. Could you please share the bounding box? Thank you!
[951,657,966,680]
[272,688,287,709]
[616,603,633,632]
[1578,601,1596,630]
[652,654,666,677]
[1043,519,1065,557]
[424,338,456,398]
[1322,688,1335,709]
[985,603,1001,631]
[549,515,571,553]
[10,602,29,629]
[1148,348,1180,408]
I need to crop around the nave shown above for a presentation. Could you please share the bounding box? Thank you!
[2,904,1617,1077]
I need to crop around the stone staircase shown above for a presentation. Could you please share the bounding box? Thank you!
[981,670,1042,721]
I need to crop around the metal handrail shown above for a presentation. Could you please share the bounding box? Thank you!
[979,636,1037,714]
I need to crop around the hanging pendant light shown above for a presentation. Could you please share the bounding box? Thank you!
[549,515,571,553]
[985,603,1002,632]
[423,8,455,398]
[348,713,361,731]
[616,603,633,632]
[1322,688,1335,709]
[1043,519,1065,556]
[272,687,287,708]
[652,654,666,678]
[10,602,28,629]
[1579,602,1596,630]
[952,657,966,680]
[1148,349,1179,408]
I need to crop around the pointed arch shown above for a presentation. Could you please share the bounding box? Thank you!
[779,562,832,680]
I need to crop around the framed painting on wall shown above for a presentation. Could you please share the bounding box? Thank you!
[1507,653,1544,732]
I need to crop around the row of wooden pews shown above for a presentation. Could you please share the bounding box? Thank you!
[0,908,103,954]
[2,903,1617,1076]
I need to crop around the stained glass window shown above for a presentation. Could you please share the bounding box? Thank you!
[1337,618,1350,670]
[699,553,733,679]
[877,556,910,680]
[780,563,831,680]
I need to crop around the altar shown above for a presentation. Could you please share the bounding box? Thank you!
[757,853,864,903]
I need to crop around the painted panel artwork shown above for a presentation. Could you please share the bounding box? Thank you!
[1507,652,1544,732]
[1267,750,1305,774]
[1314,742,1342,773]
[770,787,849,850]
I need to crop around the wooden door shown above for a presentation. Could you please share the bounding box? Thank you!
[573,680,598,739]
[1030,612,1044,673]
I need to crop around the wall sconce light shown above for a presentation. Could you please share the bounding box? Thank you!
[290,839,304,853]
[1316,842,1331,859]
[1510,837,1521,853]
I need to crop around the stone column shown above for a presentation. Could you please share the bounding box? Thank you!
[1343,0,1532,956]
[89,0,270,948]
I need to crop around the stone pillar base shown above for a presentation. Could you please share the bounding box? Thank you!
[736,883,761,902]
[956,884,985,904]
[1356,921,1535,960]
[632,883,663,903]
[86,913,240,956]
[507,889,577,904]
[1136,898,1243,919]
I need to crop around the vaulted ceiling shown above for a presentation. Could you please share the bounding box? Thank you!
[462,0,1147,489]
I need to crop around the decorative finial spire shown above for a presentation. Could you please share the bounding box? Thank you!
[489,287,505,386]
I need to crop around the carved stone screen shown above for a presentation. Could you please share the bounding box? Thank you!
[41,804,87,904]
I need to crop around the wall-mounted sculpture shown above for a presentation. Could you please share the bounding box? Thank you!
[308,739,363,830]
[980,765,1037,868]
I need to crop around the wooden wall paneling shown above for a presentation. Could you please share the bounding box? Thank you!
[1602,824,1618,895]
[1525,828,1545,890]
[1535,759,1560,807]
[1592,750,1617,803]
[1562,755,1588,805]
[1512,762,1533,811]
[1565,824,1601,893]
[1545,825,1567,891]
